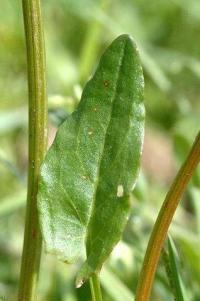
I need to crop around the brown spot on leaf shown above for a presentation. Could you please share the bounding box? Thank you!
[103,80,109,87]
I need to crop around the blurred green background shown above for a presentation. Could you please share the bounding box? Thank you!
[0,0,200,300]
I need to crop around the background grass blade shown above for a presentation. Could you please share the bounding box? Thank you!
[163,236,185,301]
[101,267,134,301]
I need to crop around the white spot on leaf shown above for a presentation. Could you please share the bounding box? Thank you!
[117,185,124,197]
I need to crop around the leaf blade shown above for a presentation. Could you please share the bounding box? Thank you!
[163,236,185,301]
[38,34,145,285]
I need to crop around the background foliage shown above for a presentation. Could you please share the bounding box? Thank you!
[0,0,199,300]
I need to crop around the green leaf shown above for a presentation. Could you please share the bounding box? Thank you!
[163,236,185,301]
[38,34,145,286]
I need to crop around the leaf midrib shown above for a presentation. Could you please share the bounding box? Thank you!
[84,39,128,249]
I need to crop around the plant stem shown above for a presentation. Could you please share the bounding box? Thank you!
[135,131,200,301]
[90,274,103,301]
[18,0,47,300]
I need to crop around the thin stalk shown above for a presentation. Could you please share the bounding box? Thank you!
[18,0,47,300]
[90,274,103,301]
[135,131,200,301]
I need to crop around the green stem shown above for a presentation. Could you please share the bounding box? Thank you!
[18,0,47,300]
[90,274,103,301]
[135,131,200,301]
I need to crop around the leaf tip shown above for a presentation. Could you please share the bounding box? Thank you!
[75,278,85,288]
[76,263,95,288]
[115,33,138,50]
